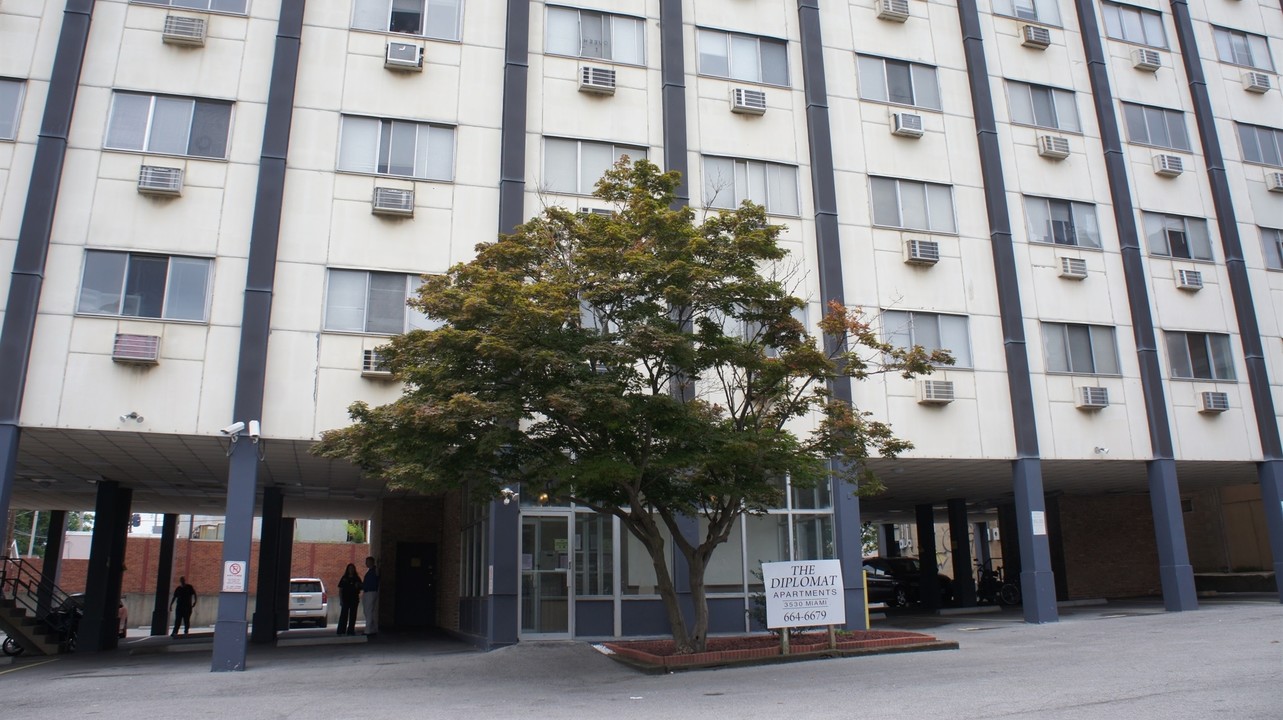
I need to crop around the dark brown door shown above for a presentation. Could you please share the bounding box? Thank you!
[394,542,437,628]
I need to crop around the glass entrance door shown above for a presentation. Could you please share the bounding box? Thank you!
[521,515,572,636]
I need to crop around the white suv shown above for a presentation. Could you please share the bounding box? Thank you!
[288,578,328,628]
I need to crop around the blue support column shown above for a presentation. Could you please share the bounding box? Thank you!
[1259,460,1283,599]
[150,513,177,636]
[486,498,519,648]
[251,486,284,643]
[36,510,66,617]
[948,499,975,607]
[212,443,257,670]
[1013,459,1058,623]
[834,480,868,629]
[80,481,131,651]
[1148,459,1197,610]
[915,504,940,610]
[274,518,295,631]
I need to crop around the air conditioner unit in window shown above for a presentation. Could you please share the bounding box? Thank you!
[137,165,183,196]
[1059,256,1088,280]
[1153,154,1184,177]
[1037,135,1071,159]
[917,379,955,405]
[731,87,768,115]
[904,238,940,265]
[1076,386,1110,410]
[162,14,207,46]
[577,207,615,217]
[1021,24,1052,49]
[891,111,924,137]
[876,0,910,22]
[385,41,424,71]
[362,349,393,378]
[579,66,617,95]
[112,334,161,365]
[1176,269,1204,291]
[1267,172,1283,193]
[1242,71,1272,93]
[1131,48,1162,72]
[372,187,415,216]
[1199,391,1230,414]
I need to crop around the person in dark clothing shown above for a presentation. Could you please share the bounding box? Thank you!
[337,563,362,636]
[169,577,197,637]
[362,556,380,637]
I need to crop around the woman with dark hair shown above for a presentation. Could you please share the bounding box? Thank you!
[337,563,362,636]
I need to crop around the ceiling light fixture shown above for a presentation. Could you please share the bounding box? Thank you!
[119,411,144,423]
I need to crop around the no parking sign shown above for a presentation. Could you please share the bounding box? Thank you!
[222,560,247,592]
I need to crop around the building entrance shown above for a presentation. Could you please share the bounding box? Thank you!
[520,514,571,636]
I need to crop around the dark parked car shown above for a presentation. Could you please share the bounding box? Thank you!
[863,556,954,607]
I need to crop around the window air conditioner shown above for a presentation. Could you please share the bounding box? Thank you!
[1131,48,1162,72]
[371,187,415,216]
[904,238,940,265]
[1242,71,1272,93]
[731,87,768,115]
[162,14,207,46]
[1059,256,1088,280]
[1267,172,1283,193]
[1076,386,1110,410]
[1176,269,1203,291]
[385,42,424,71]
[1199,391,1230,414]
[917,379,955,405]
[1037,135,1071,159]
[891,111,924,137]
[877,0,911,22]
[137,166,184,196]
[362,349,393,378]
[1153,154,1184,177]
[577,207,615,217]
[579,66,617,95]
[1021,25,1052,49]
[112,334,161,365]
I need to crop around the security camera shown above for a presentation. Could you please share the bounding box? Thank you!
[220,421,246,436]
[247,420,261,440]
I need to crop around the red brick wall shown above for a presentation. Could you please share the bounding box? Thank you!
[1057,494,1162,599]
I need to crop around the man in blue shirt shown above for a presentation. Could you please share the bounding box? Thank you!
[361,556,379,637]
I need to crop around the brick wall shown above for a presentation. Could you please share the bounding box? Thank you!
[1056,494,1161,599]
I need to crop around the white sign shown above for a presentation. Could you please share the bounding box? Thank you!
[761,559,846,629]
[222,560,247,592]
[1031,511,1047,536]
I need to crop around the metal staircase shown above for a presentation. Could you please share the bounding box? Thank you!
[1,557,80,656]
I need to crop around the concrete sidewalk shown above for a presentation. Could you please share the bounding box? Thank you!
[1,596,1278,719]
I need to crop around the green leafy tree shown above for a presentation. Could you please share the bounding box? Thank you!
[9,511,93,558]
[314,159,947,653]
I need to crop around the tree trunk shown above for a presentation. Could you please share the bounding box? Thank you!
[686,553,710,653]
[628,515,691,652]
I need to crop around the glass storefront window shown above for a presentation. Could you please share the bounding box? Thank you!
[575,513,613,596]
[622,521,673,595]
[699,517,745,593]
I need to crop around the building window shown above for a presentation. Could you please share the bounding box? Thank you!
[133,0,247,12]
[1261,227,1283,270]
[702,156,800,216]
[1121,102,1189,152]
[1042,323,1120,375]
[856,55,941,111]
[1166,331,1235,380]
[544,138,646,195]
[882,310,972,368]
[546,6,644,65]
[993,0,1061,25]
[104,92,232,159]
[575,513,614,597]
[696,29,788,86]
[1237,123,1283,168]
[0,78,22,141]
[338,115,455,181]
[1007,81,1080,132]
[352,0,462,41]
[1213,27,1274,71]
[870,177,957,234]
[1144,213,1213,261]
[77,251,212,322]
[1024,197,1100,248]
[324,270,436,334]
[1101,2,1166,48]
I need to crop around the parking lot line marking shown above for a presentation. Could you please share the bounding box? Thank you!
[0,658,59,675]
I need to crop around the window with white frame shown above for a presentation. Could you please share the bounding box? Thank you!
[1165,331,1235,380]
[1101,2,1167,48]
[1237,123,1283,168]
[1042,322,1120,375]
[133,0,247,12]
[1024,197,1101,247]
[881,310,973,368]
[1121,102,1189,152]
[338,115,455,181]
[856,55,941,111]
[702,156,800,216]
[1143,212,1213,261]
[351,0,462,40]
[544,138,646,195]
[77,251,212,322]
[697,28,788,86]
[0,78,23,141]
[324,270,438,334]
[1261,227,1283,270]
[993,0,1061,25]
[1213,27,1274,71]
[1007,81,1080,132]
[546,6,644,65]
[104,92,232,159]
[870,177,957,234]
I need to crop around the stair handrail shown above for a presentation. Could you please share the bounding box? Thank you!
[1,556,76,626]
